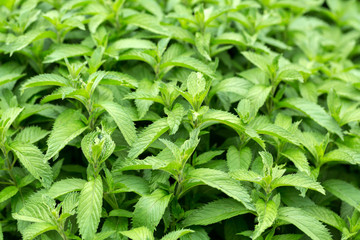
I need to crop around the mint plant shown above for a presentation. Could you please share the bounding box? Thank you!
[1,0,360,239]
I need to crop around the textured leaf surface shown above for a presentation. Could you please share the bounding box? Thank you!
[0,186,18,203]
[277,207,332,240]
[281,149,311,175]
[132,189,172,231]
[253,199,277,239]
[323,179,360,211]
[44,44,92,63]
[161,56,216,79]
[271,173,325,194]
[21,74,69,91]
[45,109,87,160]
[10,142,52,188]
[120,227,154,240]
[161,229,194,240]
[22,222,57,240]
[188,168,254,210]
[14,126,48,144]
[182,199,250,227]
[77,176,103,240]
[128,118,169,159]
[280,98,343,138]
[100,101,137,146]
[48,178,86,198]
[302,206,346,231]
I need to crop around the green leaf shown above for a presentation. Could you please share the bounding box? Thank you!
[109,209,133,218]
[12,202,53,223]
[302,205,346,231]
[323,179,360,212]
[128,118,169,159]
[241,52,271,75]
[180,227,210,240]
[0,62,25,86]
[48,178,86,198]
[281,148,311,175]
[100,101,137,146]
[246,85,272,111]
[321,147,360,166]
[102,71,138,88]
[0,186,18,203]
[271,173,325,194]
[108,38,156,51]
[77,176,103,240]
[276,68,303,83]
[227,146,252,171]
[187,72,206,96]
[182,199,250,227]
[1,30,55,55]
[279,98,343,138]
[201,109,243,134]
[14,126,49,144]
[253,199,277,239]
[138,0,163,18]
[113,174,150,196]
[132,189,172,231]
[161,56,216,79]
[125,13,169,35]
[43,44,92,63]
[166,103,185,135]
[45,109,87,161]
[0,107,23,133]
[213,32,246,46]
[120,227,154,240]
[22,222,57,240]
[208,77,252,101]
[195,32,211,61]
[10,141,53,188]
[188,168,254,210]
[81,130,115,164]
[277,207,332,240]
[161,229,194,240]
[272,234,303,240]
[229,169,263,184]
[0,223,3,240]
[194,150,224,166]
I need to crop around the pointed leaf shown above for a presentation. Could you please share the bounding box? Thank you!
[21,74,69,91]
[22,222,57,240]
[45,109,87,160]
[323,179,360,212]
[227,146,252,171]
[128,118,169,159]
[280,98,343,138]
[10,141,52,188]
[277,207,332,240]
[77,176,103,240]
[120,227,154,240]
[44,44,92,63]
[271,173,325,194]
[48,178,87,198]
[182,199,250,227]
[161,56,216,79]
[253,199,277,239]
[281,149,311,175]
[0,186,18,203]
[188,168,254,210]
[14,126,49,144]
[132,189,172,231]
[100,101,137,146]
[161,229,194,240]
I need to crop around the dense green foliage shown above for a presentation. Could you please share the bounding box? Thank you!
[1,0,360,239]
